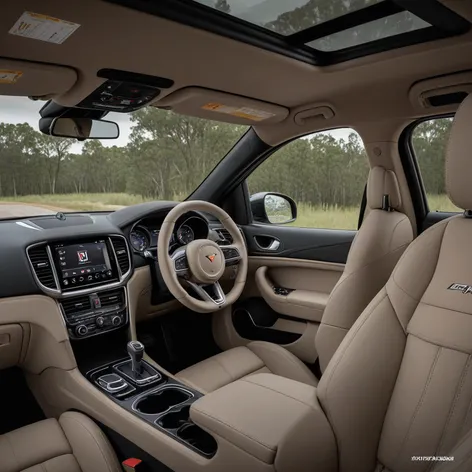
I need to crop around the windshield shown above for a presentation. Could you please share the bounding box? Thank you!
[0,96,247,219]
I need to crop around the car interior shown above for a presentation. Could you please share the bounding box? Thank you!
[2,0,472,471]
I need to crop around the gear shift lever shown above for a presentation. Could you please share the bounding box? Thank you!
[127,341,144,376]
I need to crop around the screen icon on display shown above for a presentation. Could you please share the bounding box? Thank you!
[77,250,89,263]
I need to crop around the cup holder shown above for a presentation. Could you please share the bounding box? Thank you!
[157,406,218,457]
[158,405,191,429]
[134,387,191,415]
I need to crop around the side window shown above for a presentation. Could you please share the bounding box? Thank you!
[247,128,369,230]
[411,117,458,212]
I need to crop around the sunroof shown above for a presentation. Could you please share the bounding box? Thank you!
[107,0,471,65]
[307,10,430,52]
[192,0,384,36]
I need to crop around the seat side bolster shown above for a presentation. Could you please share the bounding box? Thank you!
[59,412,122,472]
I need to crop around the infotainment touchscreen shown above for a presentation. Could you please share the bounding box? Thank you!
[54,239,115,289]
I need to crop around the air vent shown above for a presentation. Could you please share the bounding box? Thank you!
[215,228,233,245]
[61,295,92,318]
[98,288,125,309]
[27,245,57,290]
[110,236,130,275]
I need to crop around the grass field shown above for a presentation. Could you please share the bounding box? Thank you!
[0,193,461,229]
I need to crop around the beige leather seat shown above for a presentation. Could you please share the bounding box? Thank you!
[177,168,413,393]
[315,165,413,372]
[0,412,121,472]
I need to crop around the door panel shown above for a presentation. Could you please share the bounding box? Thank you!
[213,225,354,364]
[243,224,355,263]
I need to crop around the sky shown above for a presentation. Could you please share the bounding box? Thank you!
[0,95,352,150]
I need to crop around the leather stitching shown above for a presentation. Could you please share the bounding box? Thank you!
[431,355,471,471]
[192,407,276,451]
[241,377,318,411]
[393,346,442,468]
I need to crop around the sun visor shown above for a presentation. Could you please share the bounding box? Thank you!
[155,87,289,125]
[0,58,77,98]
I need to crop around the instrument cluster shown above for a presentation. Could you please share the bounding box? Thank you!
[129,213,208,253]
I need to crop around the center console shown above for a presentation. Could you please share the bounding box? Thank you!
[27,234,132,339]
[85,341,217,458]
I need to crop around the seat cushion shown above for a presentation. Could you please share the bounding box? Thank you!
[175,341,318,393]
[0,412,121,472]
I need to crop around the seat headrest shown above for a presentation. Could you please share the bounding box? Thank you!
[367,166,402,210]
[446,93,472,210]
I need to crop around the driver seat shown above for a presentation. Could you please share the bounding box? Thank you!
[177,95,472,471]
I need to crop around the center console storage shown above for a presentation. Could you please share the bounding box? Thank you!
[189,373,337,471]
[86,352,217,458]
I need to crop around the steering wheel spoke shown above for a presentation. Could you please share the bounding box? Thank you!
[221,245,242,266]
[171,248,189,277]
[187,281,226,306]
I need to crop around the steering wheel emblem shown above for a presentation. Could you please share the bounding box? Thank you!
[206,254,217,263]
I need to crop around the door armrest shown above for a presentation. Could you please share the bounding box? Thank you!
[255,266,328,322]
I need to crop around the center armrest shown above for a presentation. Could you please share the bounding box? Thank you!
[190,373,337,472]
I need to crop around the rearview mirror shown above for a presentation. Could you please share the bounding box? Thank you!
[250,192,297,225]
[40,117,120,140]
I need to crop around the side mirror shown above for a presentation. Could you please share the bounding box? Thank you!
[39,117,119,140]
[250,192,297,225]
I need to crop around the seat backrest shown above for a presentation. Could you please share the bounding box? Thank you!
[315,166,413,372]
[317,94,472,472]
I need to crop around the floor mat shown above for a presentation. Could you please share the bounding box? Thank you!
[0,367,45,434]
[137,309,221,374]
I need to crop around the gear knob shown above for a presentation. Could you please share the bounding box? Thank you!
[127,340,144,375]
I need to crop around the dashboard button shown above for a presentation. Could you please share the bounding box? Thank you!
[79,276,84,282]
[96,317,105,328]
[111,316,121,327]
[71,278,76,284]
[76,325,88,337]
[63,279,69,286]
[87,275,93,281]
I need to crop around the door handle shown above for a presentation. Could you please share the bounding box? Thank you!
[254,235,281,251]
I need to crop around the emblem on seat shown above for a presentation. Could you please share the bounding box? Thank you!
[448,283,472,294]
[206,254,217,263]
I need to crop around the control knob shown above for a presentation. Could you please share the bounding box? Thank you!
[111,316,121,327]
[96,316,105,328]
[76,324,88,337]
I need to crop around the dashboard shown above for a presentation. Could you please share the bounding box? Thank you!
[0,201,229,340]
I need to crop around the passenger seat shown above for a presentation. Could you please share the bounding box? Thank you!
[0,412,121,472]
[315,166,413,372]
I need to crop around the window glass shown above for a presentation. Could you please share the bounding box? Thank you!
[192,0,383,36]
[411,117,459,212]
[247,128,369,229]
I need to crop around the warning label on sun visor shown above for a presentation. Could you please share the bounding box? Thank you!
[9,12,80,44]
[0,70,23,84]
[202,102,275,121]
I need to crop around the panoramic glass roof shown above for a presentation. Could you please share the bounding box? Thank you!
[192,0,384,36]
[109,0,471,65]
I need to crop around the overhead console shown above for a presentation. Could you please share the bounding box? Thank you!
[77,68,174,113]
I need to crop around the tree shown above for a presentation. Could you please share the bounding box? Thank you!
[37,134,72,194]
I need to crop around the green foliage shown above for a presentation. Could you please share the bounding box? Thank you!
[0,107,454,226]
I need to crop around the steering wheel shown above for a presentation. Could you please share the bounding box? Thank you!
[157,201,248,313]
